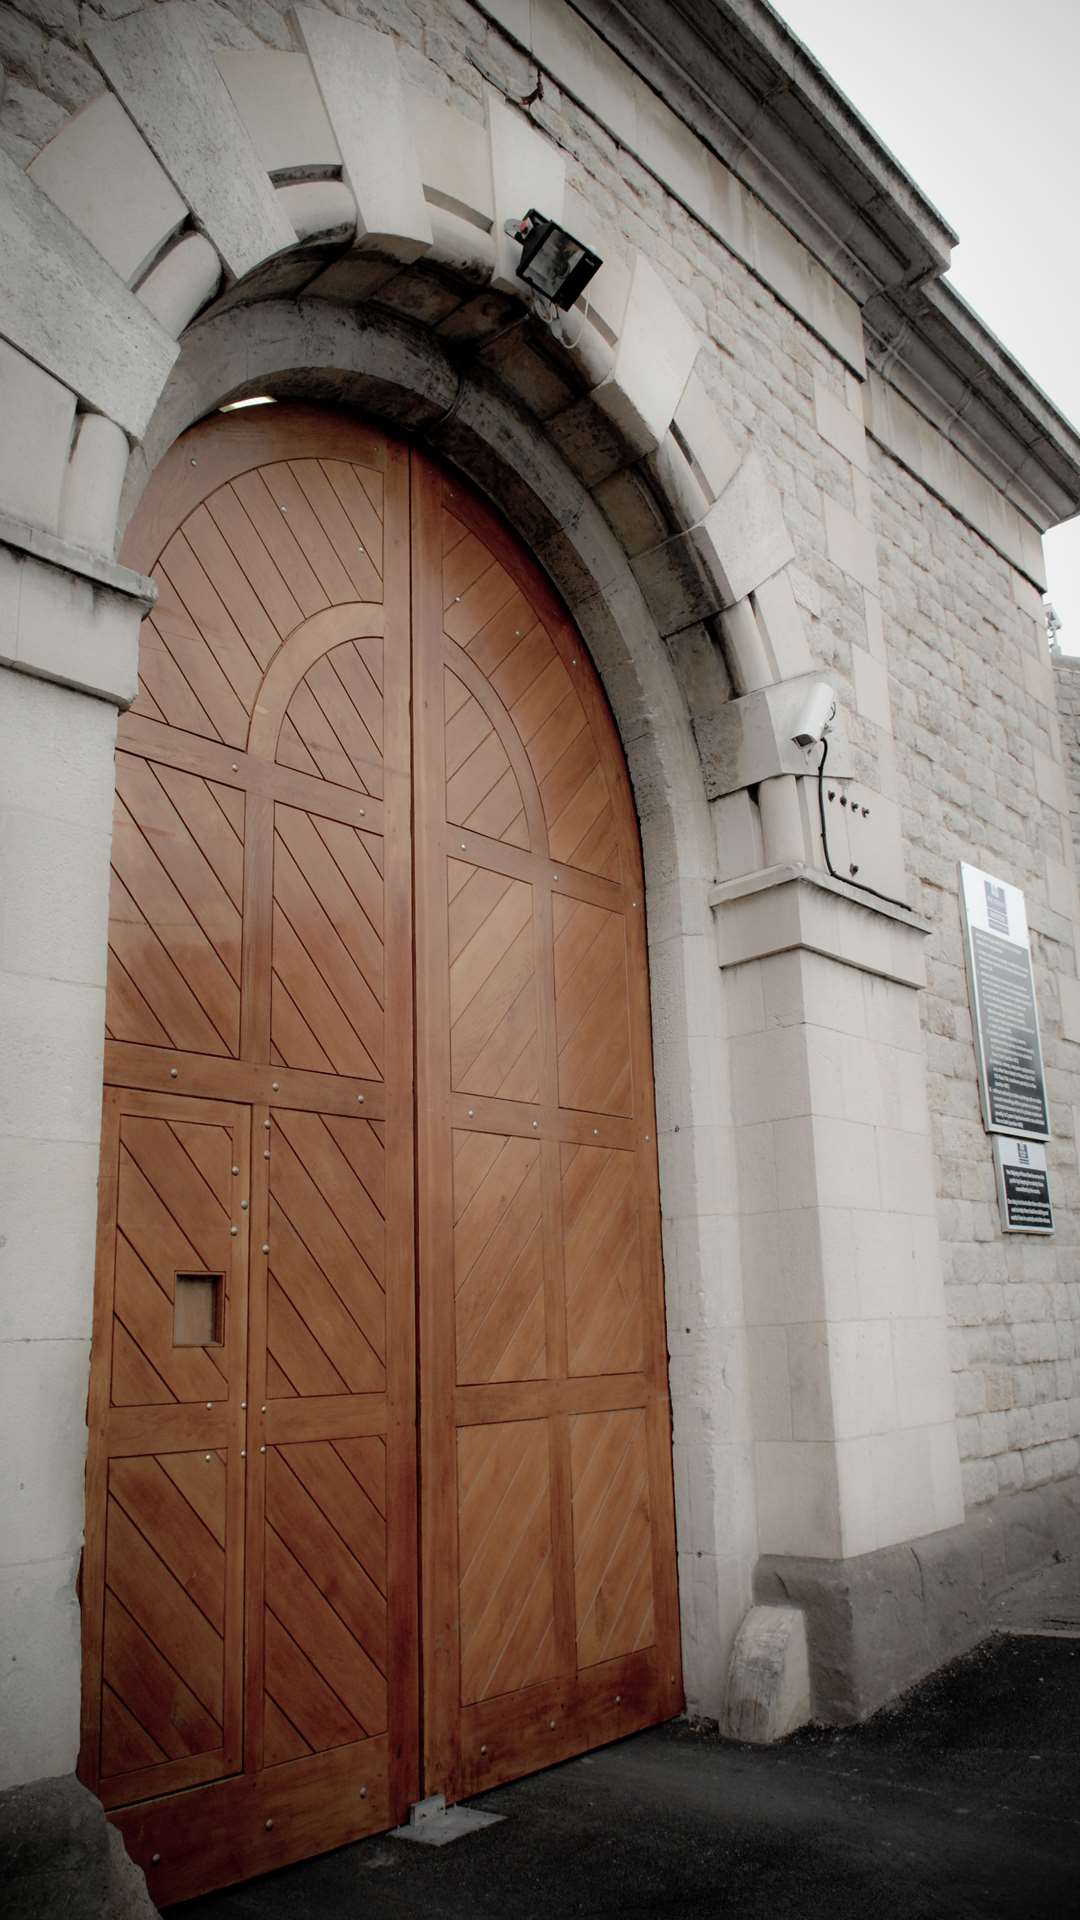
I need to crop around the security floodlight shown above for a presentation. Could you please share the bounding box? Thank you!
[504,209,602,312]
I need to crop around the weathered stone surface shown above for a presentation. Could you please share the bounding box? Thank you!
[87,3,296,281]
[0,148,176,440]
[721,1605,811,1743]
[295,8,432,260]
[756,1472,1080,1723]
[0,1772,158,1920]
[28,91,187,287]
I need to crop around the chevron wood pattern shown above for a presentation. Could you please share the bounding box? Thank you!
[270,806,384,1078]
[441,511,619,880]
[130,457,385,737]
[444,669,529,848]
[106,755,244,1057]
[453,1131,546,1384]
[263,1437,388,1760]
[457,1421,559,1704]
[266,1112,385,1399]
[101,1450,227,1781]
[87,419,676,1898]
[553,896,633,1116]
[561,1144,643,1377]
[277,636,384,796]
[111,1115,232,1406]
[570,1408,655,1669]
[448,861,540,1101]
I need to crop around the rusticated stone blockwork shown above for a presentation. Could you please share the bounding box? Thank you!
[1055,660,1080,872]
[877,452,1080,1510]
[2,0,1080,1799]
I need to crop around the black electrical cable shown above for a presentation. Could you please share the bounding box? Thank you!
[816,734,912,913]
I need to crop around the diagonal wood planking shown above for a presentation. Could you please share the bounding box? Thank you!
[570,1409,655,1670]
[457,1421,559,1705]
[266,1113,385,1397]
[453,1132,546,1384]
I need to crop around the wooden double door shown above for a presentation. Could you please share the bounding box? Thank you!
[80,407,681,1903]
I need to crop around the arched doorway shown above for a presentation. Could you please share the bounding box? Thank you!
[79,405,681,1902]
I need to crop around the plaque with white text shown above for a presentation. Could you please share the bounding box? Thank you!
[959,863,1049,1139]
[993,1135,1054,1234]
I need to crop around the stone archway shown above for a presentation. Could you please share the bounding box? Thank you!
[0,1,878,1784]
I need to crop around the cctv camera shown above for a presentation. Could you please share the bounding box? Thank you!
[791,682,837,750]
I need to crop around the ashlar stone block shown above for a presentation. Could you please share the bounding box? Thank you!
[215,49,340,176]
[593,253,699,456]
[137,232,223,337]
[28,91,187,287]
[88,3,296,282]
[295,9,432,262]
[0,148,176,441]
[0,341,75,535]
[487,87,565,297]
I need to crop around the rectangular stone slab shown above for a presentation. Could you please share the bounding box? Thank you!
[88,3,296,283]
[0,150,176,441]
[295,8,432,260]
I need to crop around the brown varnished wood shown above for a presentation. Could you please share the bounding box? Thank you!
[85,409,417,1901]
[412,446,681,1804]
[85,409,677,1897]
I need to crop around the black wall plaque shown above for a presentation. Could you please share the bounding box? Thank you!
[960,864,1050,1141]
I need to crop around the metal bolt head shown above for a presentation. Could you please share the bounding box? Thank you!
[548,1719,556,1730]
[615,1693,622,1704]
[261,1405,267,1413]
[260,1445,266,1453]
[241,1200,248,1210]
[265,1817,273,1829]
[230,1225,238,1236]
[480,1744,488,1755]
[262,1243,270,1254]
[272,1081,280,1091]
[152,1852,161,1864]
[264,1149,271,1159]
[359,1786,367,1799]
[240,1449,246,1458]
[357,1094,364,1104]
[232,1165,239,1176]
[204,1454,212,1462]
[169,1067,178,1078]
[532,1119,539,1128]
[206,1402,213,1410]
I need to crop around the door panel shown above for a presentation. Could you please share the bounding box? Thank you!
[412,451,681,1806]
[83,410,678,1904]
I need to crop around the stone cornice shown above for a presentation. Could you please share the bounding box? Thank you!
[559,0,1080,530]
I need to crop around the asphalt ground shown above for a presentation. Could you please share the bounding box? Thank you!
[176,1633,1080,1920]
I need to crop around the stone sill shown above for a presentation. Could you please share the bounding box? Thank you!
[0,510,156,611]
[710,863,932,987]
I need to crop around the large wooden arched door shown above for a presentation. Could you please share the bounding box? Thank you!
[80,407,680,1903]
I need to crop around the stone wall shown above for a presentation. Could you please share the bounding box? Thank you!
[1054,658,1080,872]
[1,0,1078,1783]
[877,449,1080,1510]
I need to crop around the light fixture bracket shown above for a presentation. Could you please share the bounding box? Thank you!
[504,209,602,311]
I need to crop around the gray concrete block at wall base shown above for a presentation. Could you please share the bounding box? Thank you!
[755,1473,1080,1724]
[0,1773,158,1920]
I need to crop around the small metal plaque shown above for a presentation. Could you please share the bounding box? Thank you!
[993,1136,1054,1234]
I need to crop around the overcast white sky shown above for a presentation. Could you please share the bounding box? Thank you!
[768,0,1080,652]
